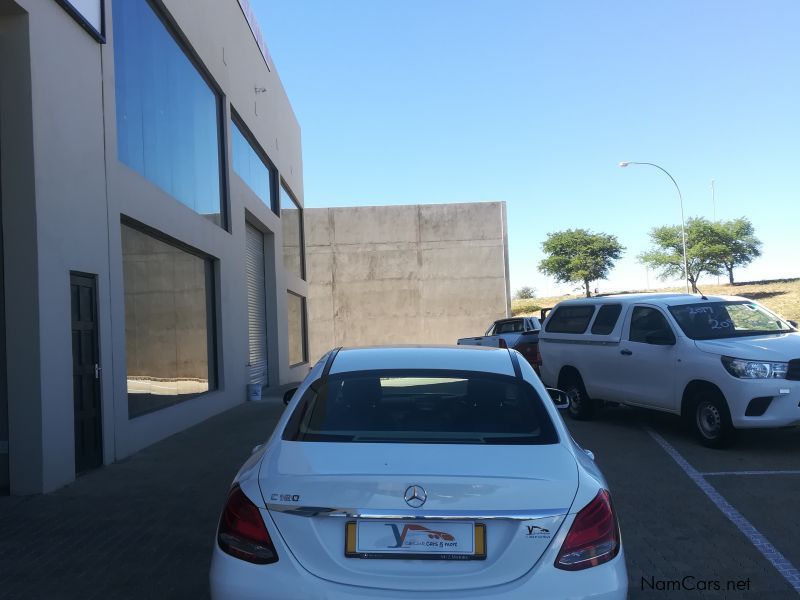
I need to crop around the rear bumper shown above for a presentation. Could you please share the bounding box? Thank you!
[210,534,627,600]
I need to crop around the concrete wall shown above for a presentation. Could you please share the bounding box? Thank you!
[306,202,511,363]
[0,0,307,494]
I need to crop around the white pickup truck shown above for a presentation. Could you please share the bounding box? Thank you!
[538,293,800,447]
[457,317,542,370]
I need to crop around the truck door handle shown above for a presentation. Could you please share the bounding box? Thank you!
[620,349,633,356]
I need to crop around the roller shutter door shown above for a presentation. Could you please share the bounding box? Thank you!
[246,224,268,385]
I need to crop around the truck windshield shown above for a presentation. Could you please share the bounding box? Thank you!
[282,369,558,445]
[668,301,793,340]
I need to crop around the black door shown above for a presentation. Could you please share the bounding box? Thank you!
[71,273,102,473]
[0,146,6,494]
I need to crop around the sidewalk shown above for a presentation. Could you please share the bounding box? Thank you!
[0,396,286,600]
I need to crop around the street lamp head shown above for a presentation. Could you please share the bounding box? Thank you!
[619,161,630,168]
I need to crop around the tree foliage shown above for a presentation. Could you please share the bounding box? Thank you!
[538,229,625,297]
[639,217,727,292]
[639,217,762,291]
[514,286,536,300]
[715,217,762,284]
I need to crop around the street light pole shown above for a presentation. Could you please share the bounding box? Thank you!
[619,161,691,294]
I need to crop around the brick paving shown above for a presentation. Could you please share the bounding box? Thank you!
[1,396,798,599]
[0,396,285,600]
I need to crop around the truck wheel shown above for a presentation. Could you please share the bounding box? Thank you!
[691,390,736,448]
[563,374,595,421]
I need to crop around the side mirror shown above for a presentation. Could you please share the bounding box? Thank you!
[283,387,298,405]
[788,320,798,329]
[547,388,570,409]
[645,331,675,345]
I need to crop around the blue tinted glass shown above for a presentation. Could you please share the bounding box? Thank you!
[113,0,222,224]
[231,121,272,208]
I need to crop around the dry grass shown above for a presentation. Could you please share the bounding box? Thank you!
[512,278,800,323]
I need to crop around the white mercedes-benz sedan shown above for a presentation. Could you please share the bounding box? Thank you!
[210,346,627,599]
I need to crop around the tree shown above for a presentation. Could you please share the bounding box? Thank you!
[714,217,762,285]
[514,286,536,300]
[538,229,625,297]
[639,217,727,293]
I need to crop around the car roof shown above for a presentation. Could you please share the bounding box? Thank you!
[554,293,750,307]
[329,345,516,377]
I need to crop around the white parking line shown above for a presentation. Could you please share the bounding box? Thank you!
[646,428,800,594]
[703,470,800,477]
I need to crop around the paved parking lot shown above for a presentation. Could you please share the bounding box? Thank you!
[0,397,286,600]
[0,396,798,599]
[568,405,800,599]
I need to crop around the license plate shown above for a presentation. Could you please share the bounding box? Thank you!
[345,520,486,560]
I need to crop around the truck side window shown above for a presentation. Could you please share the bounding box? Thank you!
[523,318,540,332]
[591,304,622,335]
[545,305,595,334]
[500,321,523,333]
[630,307,675,344]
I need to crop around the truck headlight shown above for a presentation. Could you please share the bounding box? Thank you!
[721,356,788,379]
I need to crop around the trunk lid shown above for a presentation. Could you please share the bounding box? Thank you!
[259,441,578,591]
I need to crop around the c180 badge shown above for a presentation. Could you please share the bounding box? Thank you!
[270,493,300,502]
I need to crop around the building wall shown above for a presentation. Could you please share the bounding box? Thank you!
[0,0,308,494]
[306,202,511,364]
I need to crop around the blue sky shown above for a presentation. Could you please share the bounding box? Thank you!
[254,1,800,295]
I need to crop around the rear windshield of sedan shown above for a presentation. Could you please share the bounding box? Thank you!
[668,301,793,340]
[282,370,559,445]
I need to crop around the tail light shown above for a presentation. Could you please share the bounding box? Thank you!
[534,345,542,367]
[498,338,508,348]
[555,489,620,571]
[217,484,279,564]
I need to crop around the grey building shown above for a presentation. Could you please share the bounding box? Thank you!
[306,202,511,364]
[0,0,309,494]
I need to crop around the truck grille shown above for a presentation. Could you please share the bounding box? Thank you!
[787,359,800,381]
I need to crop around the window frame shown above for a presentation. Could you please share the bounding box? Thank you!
[287,290,308,367]
[230,109,278,214]
[121,217,219,418]
[54,0,106,43]
[279,181,306,281]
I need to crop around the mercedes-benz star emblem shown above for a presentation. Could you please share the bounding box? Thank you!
[404,485,427,508]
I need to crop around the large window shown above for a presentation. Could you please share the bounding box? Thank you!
[287,291,307,366]
[280,184,304,279]
[122,224,217,417]
[113,0,224,225]
[591,304,623,335]
[545,305,595,334]
[231,116,274,211]
[669,301,793,340]
[629,307,675,345]
[282,370,559,445]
